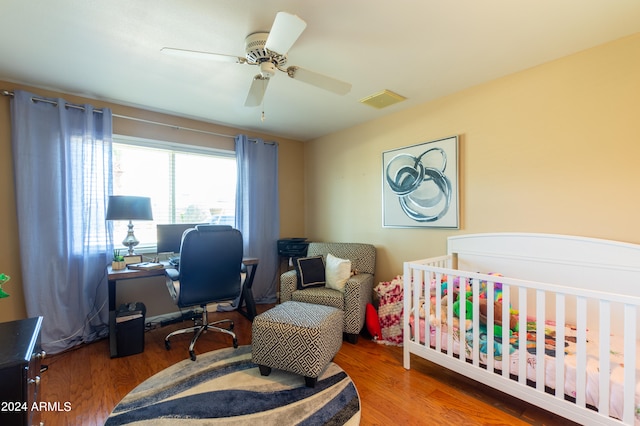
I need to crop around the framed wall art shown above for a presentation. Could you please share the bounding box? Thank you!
[382,135,459,228]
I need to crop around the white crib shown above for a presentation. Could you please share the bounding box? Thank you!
[403,233,640,425]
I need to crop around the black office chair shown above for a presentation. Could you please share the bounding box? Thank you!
[164,225,244,361]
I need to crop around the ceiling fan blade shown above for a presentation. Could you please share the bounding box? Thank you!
[287,66,352,95]
[160,47,245,64]
[245,75,271,107]
[264,12,307,55]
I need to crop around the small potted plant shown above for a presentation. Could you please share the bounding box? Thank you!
[112,250,126,270]
[0,273,10,298]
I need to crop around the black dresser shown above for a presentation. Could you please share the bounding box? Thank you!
[0,317,44,426]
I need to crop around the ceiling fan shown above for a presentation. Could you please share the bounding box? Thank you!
[161,12,352,108]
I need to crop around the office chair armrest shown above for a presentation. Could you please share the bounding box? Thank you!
[165,268,180,281]
[164,268,181,303]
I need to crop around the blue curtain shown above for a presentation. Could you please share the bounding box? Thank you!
[10,90,113,354]
[235,135,279,303]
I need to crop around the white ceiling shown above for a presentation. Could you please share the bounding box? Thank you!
[1,0,639,141]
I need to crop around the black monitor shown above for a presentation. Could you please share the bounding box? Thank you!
[156,223,204,254]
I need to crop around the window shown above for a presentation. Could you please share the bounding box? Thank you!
[112,135,236,252]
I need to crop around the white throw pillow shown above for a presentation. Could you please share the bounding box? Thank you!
[325,253,351,292]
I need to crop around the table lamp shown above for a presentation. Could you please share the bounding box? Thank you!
[106,195,153,255]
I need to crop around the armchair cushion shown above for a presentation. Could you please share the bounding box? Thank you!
[295,255,326,290]
[325,253,351,292]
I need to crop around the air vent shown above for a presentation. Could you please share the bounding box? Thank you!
[359,90,406,109]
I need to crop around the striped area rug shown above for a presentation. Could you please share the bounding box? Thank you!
[105,345,360,425]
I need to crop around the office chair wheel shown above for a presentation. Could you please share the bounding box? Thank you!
[165,340,171,350]
[232,337,238,349]
[190,350,197,361]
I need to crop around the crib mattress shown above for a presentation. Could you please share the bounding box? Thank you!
[409,315,640,422]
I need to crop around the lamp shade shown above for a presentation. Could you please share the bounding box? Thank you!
[106,196,153,221]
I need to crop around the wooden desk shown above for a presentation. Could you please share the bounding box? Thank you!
[107,257,258,358]
[237,257,259,321]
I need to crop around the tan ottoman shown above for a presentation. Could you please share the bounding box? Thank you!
[251,301,343,387]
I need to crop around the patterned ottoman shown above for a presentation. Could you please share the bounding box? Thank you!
[251,301,343,387]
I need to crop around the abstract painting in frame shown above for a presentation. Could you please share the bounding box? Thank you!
[382,135,459,228]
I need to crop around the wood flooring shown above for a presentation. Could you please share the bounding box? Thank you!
[40,305,578,425]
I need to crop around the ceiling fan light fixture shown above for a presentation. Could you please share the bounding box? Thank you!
[359,90,407,109]
[259,61,276,77]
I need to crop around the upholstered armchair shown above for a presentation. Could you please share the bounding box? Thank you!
[280,242,376,343]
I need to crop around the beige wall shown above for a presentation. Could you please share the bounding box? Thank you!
[2,32,639,320]
[305,33,640,284]
[0,83,306,321]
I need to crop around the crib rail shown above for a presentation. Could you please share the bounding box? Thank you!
[403,255,640,426]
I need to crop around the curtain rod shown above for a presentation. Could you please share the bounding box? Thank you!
[111,114,236,140]
[1,89,239,140]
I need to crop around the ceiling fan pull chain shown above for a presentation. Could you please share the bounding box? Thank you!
[261,79,267,122]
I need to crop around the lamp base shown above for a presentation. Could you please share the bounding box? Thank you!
[122,220,139,255]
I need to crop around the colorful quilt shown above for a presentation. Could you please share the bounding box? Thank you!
[409,314,640,423]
